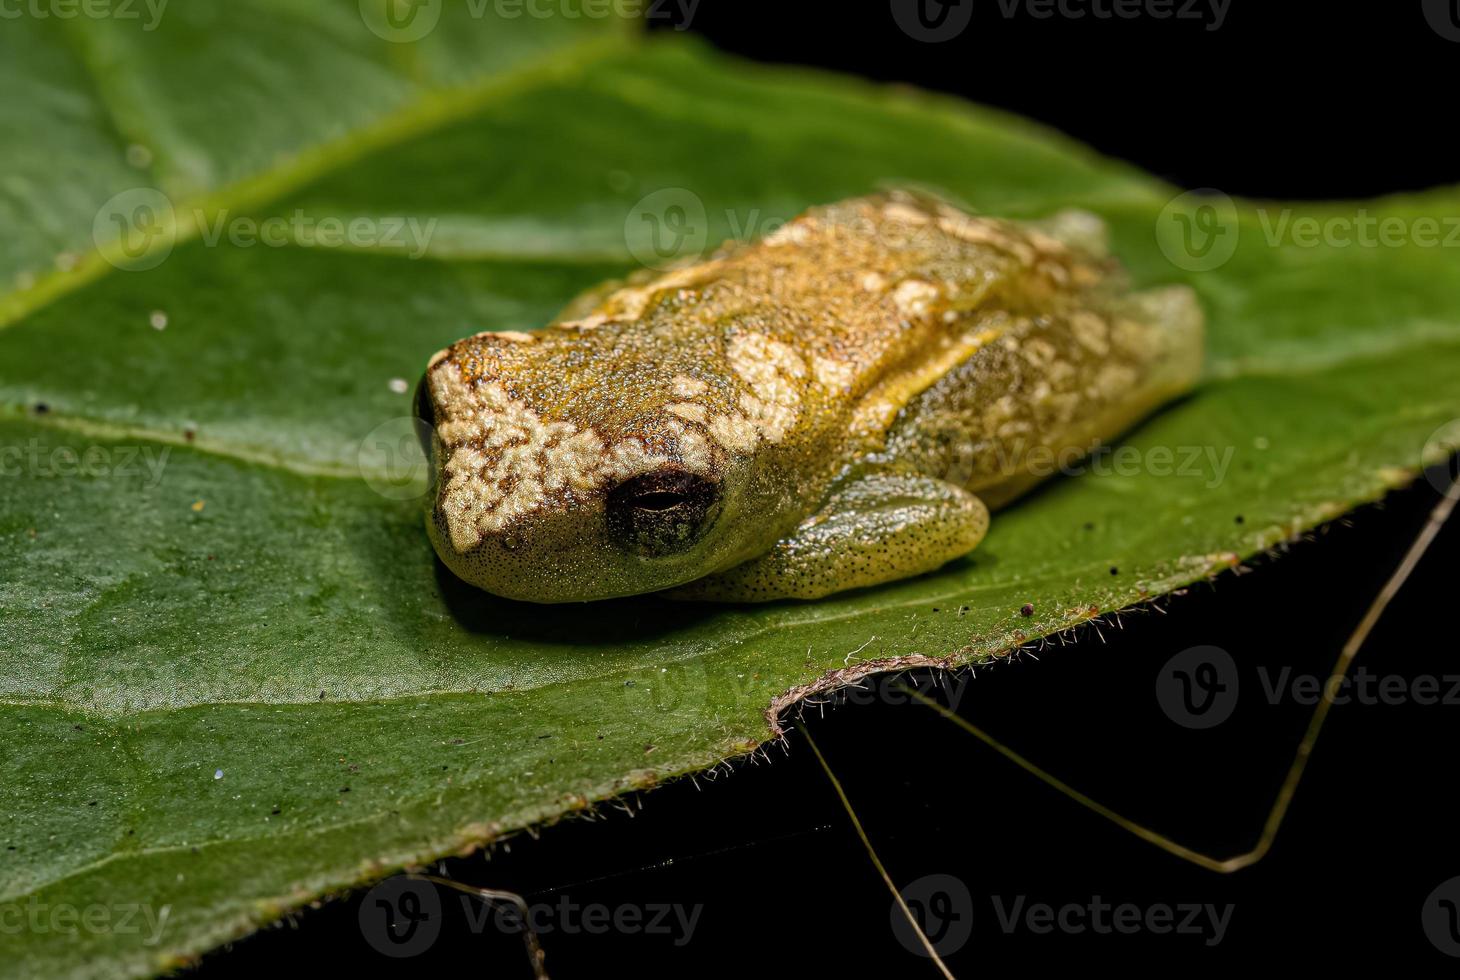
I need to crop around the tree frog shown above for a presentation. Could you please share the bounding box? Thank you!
[416,191,1203,603]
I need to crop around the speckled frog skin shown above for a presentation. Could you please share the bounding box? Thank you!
[417,192,1203,603]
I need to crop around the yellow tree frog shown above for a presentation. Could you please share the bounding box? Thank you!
[416,192,1203,603]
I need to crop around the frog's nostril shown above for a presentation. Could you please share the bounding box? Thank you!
[606,468,720,555]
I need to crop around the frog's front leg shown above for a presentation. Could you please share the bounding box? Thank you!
[669,473,989,602]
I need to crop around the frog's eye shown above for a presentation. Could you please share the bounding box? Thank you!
[606,468,721,556]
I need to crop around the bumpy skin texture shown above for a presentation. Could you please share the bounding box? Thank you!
[418,192,1204,603]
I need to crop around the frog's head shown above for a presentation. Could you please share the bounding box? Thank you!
[415,331,768,603]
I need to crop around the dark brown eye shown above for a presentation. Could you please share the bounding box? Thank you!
[606,468,721,555]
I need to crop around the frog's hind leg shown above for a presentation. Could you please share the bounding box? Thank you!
[669,473,989,602]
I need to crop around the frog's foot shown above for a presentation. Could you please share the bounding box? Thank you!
[668,473,989,602]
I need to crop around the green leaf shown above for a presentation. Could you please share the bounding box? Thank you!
[4,9,1460,978]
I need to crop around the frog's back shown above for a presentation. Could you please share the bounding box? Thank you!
[535,193,1157,479]
[564,192,1199,494]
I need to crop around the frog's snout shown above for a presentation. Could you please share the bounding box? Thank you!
[416,345,754,601]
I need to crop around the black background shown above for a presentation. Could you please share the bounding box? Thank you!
[203,3,1460,975]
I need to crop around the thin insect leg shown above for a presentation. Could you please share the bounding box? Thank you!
[802,727,957,979]
[899,471,1460,874]
[414,874,548,979]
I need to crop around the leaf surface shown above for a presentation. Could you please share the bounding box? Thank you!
[2,11,1459,977]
